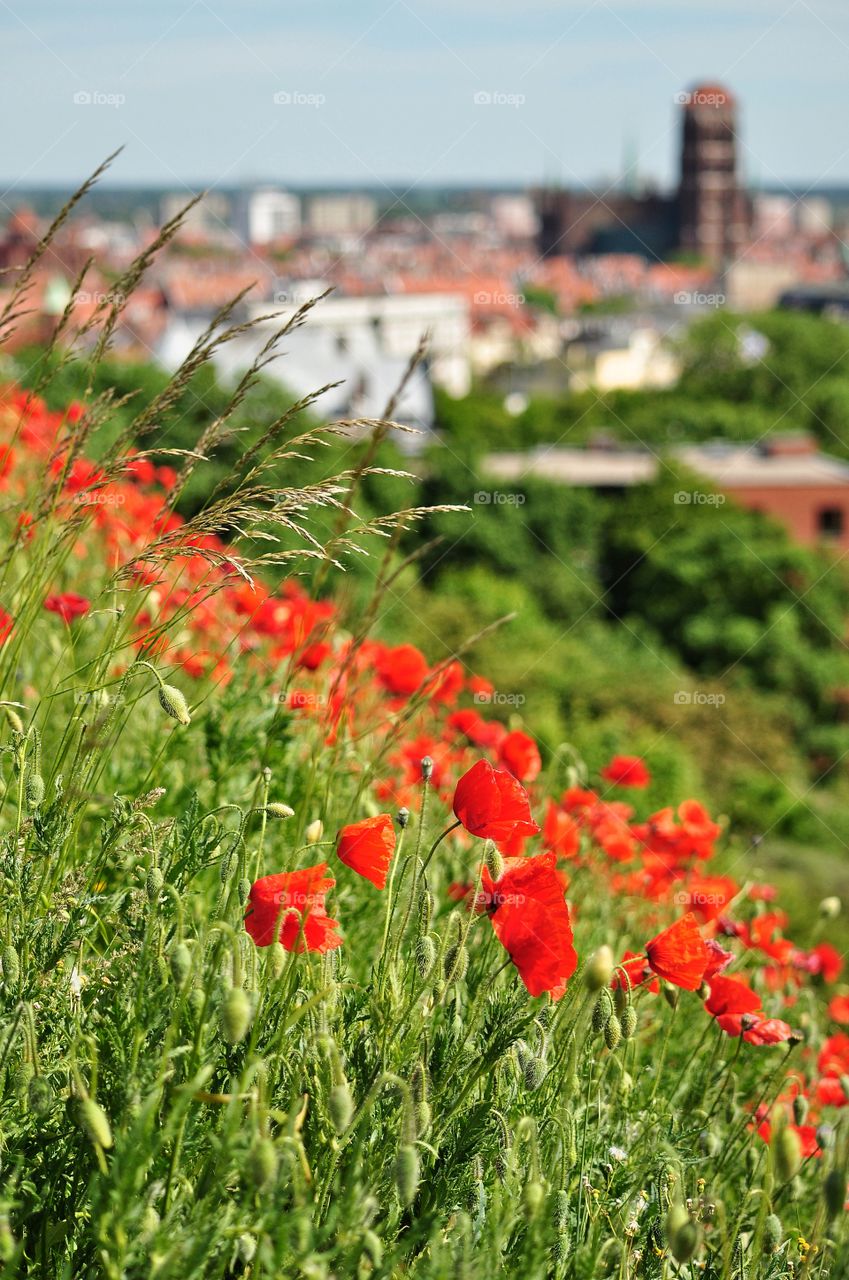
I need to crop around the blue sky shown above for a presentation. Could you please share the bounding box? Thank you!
[2,0,848,190]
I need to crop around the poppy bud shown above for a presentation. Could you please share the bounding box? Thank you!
[328,1083,354,1134]
[305,819,324,843]
[221,986,252,1045]
[4,707,23,735]
[820,896,841,918]
[604,1014,622,1051]
[443,942,468,985]
[592,990,613,1033]
[774,1125,802,1182]
[219,846,237,882]
[361,1230,383,1266]
[237,877,251,906]
[415,936,436,979]
[188,987,205,1018]
[763,1213,782,1253]
[418,890,434,934]
[420,756,433,782]
[27,1075,52,1116]
[77,1097,113,1149]
[613,985,627,1016]
[662,982,679,1009]
[264,803,294,819]
[669,1217,700,1264]
[248,1138,278,1189]
[793,1095,809,1126]
[584,946,614,992]
[13,1061,32,1099]
[170,942,192,988]
[415,1100,431,1135]
[396,808,410,830]
[621,1005,638,1039]
[824,1168,847,1220]
[522,1179,545,1219]
[268,941,286,978]
[26,773,44,810]
[522,1055,545,1091]
[2,945,19,990]
[552,1188,569,1233]
[146,867,163,903]
[157,682,190,726]
[395,1144,420,1206]
[484,842,504,883]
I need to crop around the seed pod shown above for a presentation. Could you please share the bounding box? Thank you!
[146,867,163,903]
[793,1095,809,1126]
[592,990,613,1033]
[415,936,436,979]
[221,986,251,1045]
[443,942,468,985]
[2,945,20,990]
[396,808,410,830]
[77,1097,113,1149]
[26,773,44,810]
[328,1083,354,1134]
[158,683,191,726]
[621,1005,638,1039]
[169,942,192,988]
[774,1125,802,1182]
[763,1213,782,1253]
[395,1144,420,1206]
[522,1179,545,1219]
[420,756,434,782]
[824,1168,847,1220]
[264,803,294,819]
[248,1137,278,1189]
[28,1075,52,1116]
[584,945,614,992]
[604,1014,622,1051]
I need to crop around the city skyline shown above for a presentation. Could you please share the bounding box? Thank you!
[1,1,848,191]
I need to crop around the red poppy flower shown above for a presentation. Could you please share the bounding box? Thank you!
[829,995,849,1024]
[480,850,577,998]
[600,754,651,789]
[645,913,710,991]
[452,760,540,842]
[245,864,342,953]
[807,942,843,984]
[0,608,12,645]
[704,938,734,978]
[717,1013,795,1045]
[498,730,542,783]
[44,592,90,623]
[613,949,659,994]
[375,644,429,697]
[704,974,761,1017]
[336,814,396,890]
[542,801,580,859]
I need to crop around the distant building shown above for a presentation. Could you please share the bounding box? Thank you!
[307,194,378,237]
[160,192,231,235]
[536,82,753,268]
[234,188,301,245]
[779,282,849,320]
[484,434,849,548]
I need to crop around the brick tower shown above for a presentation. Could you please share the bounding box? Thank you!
[678,83,749,266]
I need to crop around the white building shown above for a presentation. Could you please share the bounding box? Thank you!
[307,195,378,237]
[234,188,301,245]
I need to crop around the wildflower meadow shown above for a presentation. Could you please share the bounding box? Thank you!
[1,187,849,1280]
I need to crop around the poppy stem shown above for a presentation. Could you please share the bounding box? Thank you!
[420,819,461,875]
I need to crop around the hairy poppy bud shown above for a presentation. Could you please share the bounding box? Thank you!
[305,819,323,843]
[592,990,614,1033]
[28,1075,52,1116]
[669,1217,700,1264]
[4,706,23,735]
[248,1137,278,1189]
[584,946,614,992]
[662,982,679,1009]
[2,945,19,990]
[604,1014,622,1051]
[146,867,163,903]
[264,803,294,819]
[522,1179,545,1219]
[221,986,252,1045]
[13,1061,32,1099]
[793,1095,809,1126]
[26,773,44,810]
[774,1125,802,1182]
[621,1005,638,1039]
[484,842,504,883]
[396,808,410,830]
[328,1083,354,1134]
[170,942,192,988]
[522,1055,545,1091]
[77,1097,113,1149]
[824,1168,847,1220]
[237,877,251,906]
[158,683,191,726]
[268,940,286,978]
[820,896,841,918]
[418,890,434,934]
[395,1144,420,1206]
[552,1188,569,1233]
[443,942,468,985]
[763,1213,782,1253]
[420,756,434,782]
[415,936,436,979]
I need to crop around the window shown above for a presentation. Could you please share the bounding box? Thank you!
[818,506,845,538]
